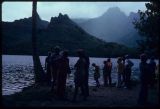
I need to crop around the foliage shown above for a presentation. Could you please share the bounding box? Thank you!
[133,2,160,57]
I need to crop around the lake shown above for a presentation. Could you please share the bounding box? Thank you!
[2,55,158,96]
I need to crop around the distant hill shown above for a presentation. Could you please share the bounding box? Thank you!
[2,13,137,57]
[74,7,141,47]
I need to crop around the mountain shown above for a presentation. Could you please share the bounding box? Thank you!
[76,7,141,47]
[2,13,137,57]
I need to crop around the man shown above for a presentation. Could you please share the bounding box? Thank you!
[45,51,52,85]
[73,50,87,101]
[124,55,134,89]
[82,50,90,96]
[50,46,61,92]
[138,53,150,105]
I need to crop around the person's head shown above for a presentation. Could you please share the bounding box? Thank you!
[77,49,84,58]
[117,57,122,63]
[92,63,96,67]
[48,51,52,56]
[151,56,155,61]
[125,54,129,59]
[107,58,111,62]
[103,61,107,64]
[140,53,148,63]
[62,50,68,57]
[54,46,60,54]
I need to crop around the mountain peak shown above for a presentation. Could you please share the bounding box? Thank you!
[48,13,76,29]
[107,7,121,12]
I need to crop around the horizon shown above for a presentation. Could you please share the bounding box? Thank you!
[2,2,148,22]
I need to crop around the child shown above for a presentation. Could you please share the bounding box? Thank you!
[92,63,100,87]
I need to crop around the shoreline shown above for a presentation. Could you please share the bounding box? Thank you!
[3,81,159,107]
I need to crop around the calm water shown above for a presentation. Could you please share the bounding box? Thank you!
[2,55,158,96]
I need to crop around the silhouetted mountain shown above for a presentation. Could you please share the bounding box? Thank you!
[76,7,141,47]
[2,13,137,57]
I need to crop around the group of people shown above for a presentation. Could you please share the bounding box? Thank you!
[44,46,158,104]
[45,46,89,101]
[91,55,134,89]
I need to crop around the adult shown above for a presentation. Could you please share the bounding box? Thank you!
[106,58,112,86]
[124,55,134,89]
[81,50,90,96]
[50,46,61,91]
[45,51,52,85]
[103,61,107,86]
[56,51,71,100]
[148,56,157,88]
[138,53,150,105]
[73,50,87,101]
[116,57,125,88]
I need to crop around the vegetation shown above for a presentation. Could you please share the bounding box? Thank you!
[133,2,160,57]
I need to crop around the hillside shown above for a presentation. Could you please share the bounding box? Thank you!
[74,7,141,47]
[2,13,136,57]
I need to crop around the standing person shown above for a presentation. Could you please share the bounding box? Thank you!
[148,56,157,88]
[124,55,134,89]
[56,51,71,100]
[92,63,100,87]
[50,46,61,92]
[45,51,52,85]
[82,50,90,96]
[138,53,150,105]
[72,50,87,102]
[116,57,125,88]
[103,61,107,86]
[106,58,112,86]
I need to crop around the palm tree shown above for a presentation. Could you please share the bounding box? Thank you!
[32,1,45,84]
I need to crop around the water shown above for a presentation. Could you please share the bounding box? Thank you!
[2,55,158,96]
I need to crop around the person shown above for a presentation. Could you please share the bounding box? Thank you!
[72,50,87,101]
[81,50,90,96]
[116,57,125,88]
[45,51,52,85]
[138,53,150,105]
[103,61,107,86]
[92,63,100,87]
[56,50,71,100]
[148,56,157,88]
[124,55,134,89]
[106,58,112,86]
[50,46,61,92]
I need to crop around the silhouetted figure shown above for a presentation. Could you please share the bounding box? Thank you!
[103,61,107,86]
[51,46,61,92]
[148,56,157,88]
[92,63,100,87]
[73,50,87,101]
[124,55,134,89]
[45,51,52,85]
[56,51,71,100]
[116,57,125,88]
[138,53,150,105]
[81,50,90,96]
[106,58,112,86]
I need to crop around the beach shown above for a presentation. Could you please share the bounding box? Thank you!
[3,81,159,107]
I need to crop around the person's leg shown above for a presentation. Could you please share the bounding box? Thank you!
[109,72,112,86]
[117,73,121,87]
[73,85,78,101]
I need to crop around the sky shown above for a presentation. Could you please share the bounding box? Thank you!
[2,2,148,22]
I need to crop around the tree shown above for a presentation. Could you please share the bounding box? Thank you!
[133,2,160,57]
[32,1,45,84]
